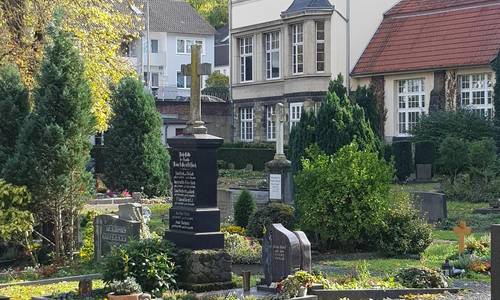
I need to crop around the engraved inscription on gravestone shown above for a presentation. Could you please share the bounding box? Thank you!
[269,174,282,200]
[94,214,141,260]
[172,151,197,207]
[170,210,195,231]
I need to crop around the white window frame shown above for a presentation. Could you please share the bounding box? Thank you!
[316,21,325,73]
[290,102,304,129]
[291,23,304,75]
[458,73,494,118]
[265,31,280,80]
[239,37,253,83]
[266,105,276,141]
[176,71,191,89]
[397,79,426,136]
[240,107,254,142]
[176,38,205,54]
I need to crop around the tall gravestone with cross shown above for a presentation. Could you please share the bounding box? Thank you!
[164,45,231,290]
[265,103,293,204]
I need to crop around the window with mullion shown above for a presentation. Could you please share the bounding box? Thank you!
[265,32,280,80]
[239,37,253,82]
[290,102,304,129]
[240,107,254,142]
[397,79,425,135]
[458,73,494,118]
[266,105,276,141]
[291,24,304,75]
[316,21,325,72]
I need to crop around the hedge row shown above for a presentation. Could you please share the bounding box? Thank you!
[385,140,437,181]
[217,147,275,171]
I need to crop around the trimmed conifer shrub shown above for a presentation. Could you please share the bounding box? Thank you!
[289,110,316,173]
[0,65,29,171]
[234,190,256,228]
[392,141,413,181]
[414,141,436,165]
[103,77,170,197]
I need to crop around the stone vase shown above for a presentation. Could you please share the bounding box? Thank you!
[297,286,307,297]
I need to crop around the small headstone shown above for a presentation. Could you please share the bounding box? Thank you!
[78,279,92,297]
[245,164,254,171]
[118,203,143,222]
[132,192,142,202]
[491,225,500,298]
[453,220,471,255]
[412,192,447,223]
[293,231,311,272]
[415,164,432,182]
[94,214,141,260]
[228,163,235,170]
[261,224,301,285]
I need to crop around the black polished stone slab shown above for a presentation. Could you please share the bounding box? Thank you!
[492,224,500,299]
[165,134,224,250]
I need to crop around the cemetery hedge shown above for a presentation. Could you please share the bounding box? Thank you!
[217,147,275,171]
[392,141,413,181]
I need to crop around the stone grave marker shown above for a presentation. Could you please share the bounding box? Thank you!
[453,220,471,255]
[118,203,143,221]
[261,224,301,286]
[492,224,500,299]
[94,213,141,260]
[412,192,447,223]
[294,231,312,272]
[415,164,432,182]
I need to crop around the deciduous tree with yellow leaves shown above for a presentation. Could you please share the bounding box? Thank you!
[0,0,140,132]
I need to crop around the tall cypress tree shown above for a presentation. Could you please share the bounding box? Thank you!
[0,65,29,171]
[103,77,170,197]
[492,50,500,150]
[289,110,316,173]
[2,19,94,258]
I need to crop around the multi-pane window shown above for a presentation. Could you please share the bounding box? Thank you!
[458,74,494,118]
[239,37,253,82]
[316,21,325,72]
[291,24,304,74]
[177,38,204,54]
[266,105,276,141]
[397,79,426,135]
[240,107,254,141]
[176,71,191,89]
[151,39,159,53]
[265,32,280,79]
[290,102,304,129]
[144,72,159,87]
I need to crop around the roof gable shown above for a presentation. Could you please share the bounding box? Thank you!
[352,0,500,76]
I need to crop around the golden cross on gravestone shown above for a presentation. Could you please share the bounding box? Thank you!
[453,220,471,254]
[180,44,212,135]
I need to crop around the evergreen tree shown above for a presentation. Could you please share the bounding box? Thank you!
[2,20,94,258]
[328,74,347,99]
[234,190,256,228]
[103,77,170,197]
[492,50,500,149]
[353,85,382,138]
[316,86,377,155]
[0,65,29,171]
[289,110,316,173]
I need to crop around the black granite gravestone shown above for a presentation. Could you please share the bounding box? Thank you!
[412,192,447,223]
[492,224,500,299]
[294,231,312,272]
[94,214,141,260]
[261,224,301,285]
[164,134,224,250]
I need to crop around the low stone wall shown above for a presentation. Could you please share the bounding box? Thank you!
[217,188,269,221]
[310,287,460,300]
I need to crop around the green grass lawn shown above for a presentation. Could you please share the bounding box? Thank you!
[0,280,105,300]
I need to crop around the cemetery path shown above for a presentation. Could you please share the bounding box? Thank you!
[440,280,491,300]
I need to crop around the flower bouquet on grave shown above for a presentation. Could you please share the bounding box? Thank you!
[281,271,316,298]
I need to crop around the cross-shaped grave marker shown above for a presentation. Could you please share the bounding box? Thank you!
[453,220,471,254]
[180,44,212,135]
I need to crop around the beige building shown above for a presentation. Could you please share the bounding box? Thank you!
[230,0,399,143]
[352,0,500,142]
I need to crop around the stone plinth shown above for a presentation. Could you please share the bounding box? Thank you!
[164,134,224,250]
[492,225,500,299]
[265,158,293,204]
[177,249,233,292]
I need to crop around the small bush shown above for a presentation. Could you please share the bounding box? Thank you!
[234,190,256,228]
[79,211,97,262]
[437,137,469,180]
[221,225,246,236]
[247,203,295,238]
[395,267,448,288]
[224,233,261,264]
[102,239,176,296]
[378,193,432,256]
[162,290,197,300]
[392,141,413,181]
[107,277,142,295]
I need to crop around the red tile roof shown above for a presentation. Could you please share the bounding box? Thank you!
[352,0,500,76]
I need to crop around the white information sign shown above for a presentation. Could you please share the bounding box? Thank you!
[269,174,282,200]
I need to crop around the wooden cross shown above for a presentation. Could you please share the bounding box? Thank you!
[180,44,212,135]
[453,220,471,254]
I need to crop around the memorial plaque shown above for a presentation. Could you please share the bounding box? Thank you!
[172,151,197,207]
[94,214,141,260]
[269,174,282,200]
[261,224,301,285]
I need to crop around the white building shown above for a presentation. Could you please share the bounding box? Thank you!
[124,0,216,101]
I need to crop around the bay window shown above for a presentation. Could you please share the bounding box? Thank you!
[291,24,304,75]
[316,21,325,72]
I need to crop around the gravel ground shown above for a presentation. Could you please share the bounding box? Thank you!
[439,281,491,300]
